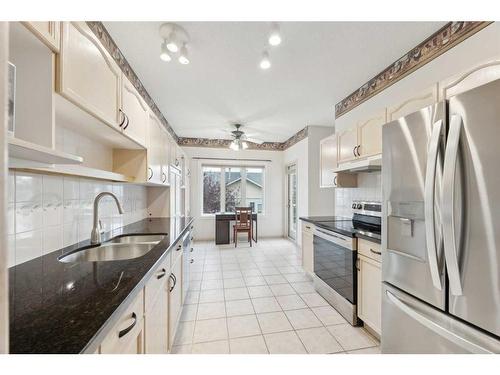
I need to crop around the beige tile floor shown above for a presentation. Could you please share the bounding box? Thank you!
[171,238,380,354]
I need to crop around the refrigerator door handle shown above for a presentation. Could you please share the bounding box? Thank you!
[424,119,443,290]
[442,114,463,296]
[385,290,493,353]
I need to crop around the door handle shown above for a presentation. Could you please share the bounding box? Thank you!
[333,176,337,186]
[169,273,176,292]
[353,146,357,157]
[148,167,153,180]
[118,312,137,338]
[370,248,382,255]
[118,109,126,128]
[424,119,443,291]
[442,115,463,296]
[123,113,130,130]
[356,145,361,157]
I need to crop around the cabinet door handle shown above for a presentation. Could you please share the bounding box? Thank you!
[190,247,194,253]
[156,268,167,279]
[176,244,182,251]
[162,172,167,183]
[190,259,194,264]
[148,167,153,180]
[169,274,175,292]
[333,176,337,186]
[370,248,382,255]
[123,113,130,130]
[353,146,357,157]
[356,259,360,271]
[118,109,126,128]
[356,145,361,157]
[118,312,137,338]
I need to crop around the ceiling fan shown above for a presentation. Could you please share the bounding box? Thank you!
[224,124,265,150]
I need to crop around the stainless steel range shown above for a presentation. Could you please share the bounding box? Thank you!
[312,201,381,325]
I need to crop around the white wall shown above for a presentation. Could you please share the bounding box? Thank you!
[335,23,500,131]
[183,146,284,241]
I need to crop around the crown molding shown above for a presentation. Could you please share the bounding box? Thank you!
[335,21,493,118]
[178,126,308,151]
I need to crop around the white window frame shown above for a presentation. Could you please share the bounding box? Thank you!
[200,163,266,216]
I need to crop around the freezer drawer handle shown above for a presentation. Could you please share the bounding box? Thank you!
[442,115,463,296]
[386,290,491,353]
[424,119,444,291]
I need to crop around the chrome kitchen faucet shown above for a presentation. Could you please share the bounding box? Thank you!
[91,192,124,244]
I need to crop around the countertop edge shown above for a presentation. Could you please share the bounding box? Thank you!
[80,217,195,354]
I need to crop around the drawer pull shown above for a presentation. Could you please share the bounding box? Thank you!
[176,244,182,251]
[190,247,194,253]
[305,226,311,230]
[190,259,194,264]
[118,312,137,338]
[370,248,382,255]
[156,268,167,279]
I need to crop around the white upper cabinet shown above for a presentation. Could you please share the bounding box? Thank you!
[121,75,148,147]
[387,84,439,122]
[22,21,61,52]
[356,110,386,159]
[57,22,121,131]
[147,113,164,185]
[320,135,337,187]
[337,126,358,164]
[337,109,386,165]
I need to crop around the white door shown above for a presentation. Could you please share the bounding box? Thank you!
[286,164,298,240]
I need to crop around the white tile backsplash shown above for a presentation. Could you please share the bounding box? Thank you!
[334,172,382,217]
[8,171,149,267]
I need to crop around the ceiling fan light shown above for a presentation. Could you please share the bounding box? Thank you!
[230,140,239,150]
[178,43,190,65]
[260,51,271,70]
[166,30,179,52]
[160,41,172,62]
[242,141,249,150]
[268,23,281,46]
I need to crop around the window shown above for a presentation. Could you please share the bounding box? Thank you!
[201,165,265,214]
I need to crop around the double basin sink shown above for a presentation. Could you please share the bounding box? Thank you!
[59,234,166,263]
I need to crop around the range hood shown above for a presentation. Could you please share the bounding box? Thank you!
[334,155,382,173]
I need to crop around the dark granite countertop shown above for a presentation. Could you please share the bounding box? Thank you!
[9,217,194,354]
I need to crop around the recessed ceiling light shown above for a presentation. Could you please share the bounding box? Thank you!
[160,41,172,62]
[178,43,190,65]
[268,23,281,46]
[260,51,271,70]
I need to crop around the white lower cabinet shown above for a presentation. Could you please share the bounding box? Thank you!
[100,290,145,354]
[168,252,183,348]
[98,236,188,354]
[301,222,314,274]
[357,252,381,336]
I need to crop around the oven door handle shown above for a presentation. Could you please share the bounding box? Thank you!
[314,229,353,249]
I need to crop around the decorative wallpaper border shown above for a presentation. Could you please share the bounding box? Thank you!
[86,22,178,142]
[335,21,493,118]
[178,126,309,151]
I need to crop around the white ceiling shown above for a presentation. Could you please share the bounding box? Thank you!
[105,22,446,142]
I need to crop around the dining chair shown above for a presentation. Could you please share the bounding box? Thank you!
[233,207,252,247]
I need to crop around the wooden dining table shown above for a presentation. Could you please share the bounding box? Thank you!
[215,212,258,245]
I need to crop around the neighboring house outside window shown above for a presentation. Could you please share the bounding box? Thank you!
[202,165,264,214]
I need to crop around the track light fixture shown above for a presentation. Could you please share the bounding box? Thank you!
[260,50,271,70]
[159,23,191,65]
[268,22,282,46]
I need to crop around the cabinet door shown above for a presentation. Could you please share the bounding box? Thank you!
[337,127,358,164]
[161,130,170,185]
[357,255,381,335]
[121,76,148,147]
[301,225,314,274]
[320,136,337,188]
[100,290,144,354]
[357,110,386,159]
[144,291,167,354]
[169,253,183,347]
[147,113,163,184]
[22,21,60,52]
[58,22,121,130]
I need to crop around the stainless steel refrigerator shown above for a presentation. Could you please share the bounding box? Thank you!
[381,78,500,353]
